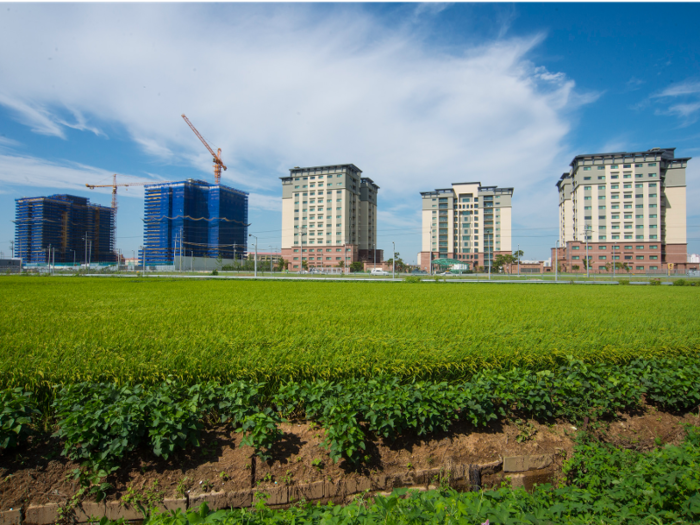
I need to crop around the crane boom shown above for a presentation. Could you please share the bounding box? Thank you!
[181,114,227,184]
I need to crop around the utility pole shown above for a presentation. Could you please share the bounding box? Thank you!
[392,241,395,280]
[249,234,258,277]
[10,240,13,259]
[269,245,274,273]
[141,245,146,277]
[373,243,376,272]
[555,240,559,282]
[613,241,617,281]
[72,249,76,269]
[488,235,491,280]
[585,226,590,279]
[233,243,237,269]
[517,243,520,278]
[191,251,193,272]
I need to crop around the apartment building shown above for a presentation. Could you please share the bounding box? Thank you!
[555,147,694,272]
[280,164,380,271]
[419,182,514,272]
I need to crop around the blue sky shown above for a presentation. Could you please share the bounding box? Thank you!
[1,2,699,263]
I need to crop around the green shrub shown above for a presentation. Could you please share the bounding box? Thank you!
[650,279,661,286]
[618,279,630,285]
[404,276,422,283]
[0,388,38,450]
[673,279,686,286]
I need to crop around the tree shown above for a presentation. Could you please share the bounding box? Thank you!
[493,253,516,273]
[276,257,288,272]
[337,260,345,268]
[301,260,308,271]
[350,261,364,273]
[386,252,407,273]
[513,249,524,260]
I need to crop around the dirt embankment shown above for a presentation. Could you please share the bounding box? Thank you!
[1,408,698,512]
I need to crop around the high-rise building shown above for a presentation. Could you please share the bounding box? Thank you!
[555,147,692,272]
[14,194,115,264]
[143,179,248,266]
[280,164,380,271]
[419,182,514,272]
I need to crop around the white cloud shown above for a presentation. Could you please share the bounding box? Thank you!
[649,79,700,124]
[0,4,596,256]
[652,80,700,98]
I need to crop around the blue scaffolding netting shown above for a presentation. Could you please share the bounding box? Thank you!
[14,194,116,264]
[142,180,249,266]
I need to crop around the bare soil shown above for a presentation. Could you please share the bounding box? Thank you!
[0,407,698,511]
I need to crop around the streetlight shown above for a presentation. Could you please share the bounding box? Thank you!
[373,242,376,272]
[613,241,617,281]
[140,246,145,278]
[71,249,76,270]
[392,241,395,280]
[487,235,491,280]
[517,243,520,278]
[554,240,559,282]
[269,245,274,274]
[249,234,258,277]
[580,225,594,279]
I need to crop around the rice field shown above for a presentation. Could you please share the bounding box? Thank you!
[0,276,698,389]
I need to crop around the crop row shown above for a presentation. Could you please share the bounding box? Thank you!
[1,278,698,391]
[2,357,699,474]
[108,425,700,525]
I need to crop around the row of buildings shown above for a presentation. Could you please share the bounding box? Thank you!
[12,146,696,274]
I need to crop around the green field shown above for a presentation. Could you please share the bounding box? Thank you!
[0,276,698,389]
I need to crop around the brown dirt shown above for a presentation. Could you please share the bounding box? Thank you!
[0,407,698,511]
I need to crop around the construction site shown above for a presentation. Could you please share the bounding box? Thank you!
[14,194,116,265]
[11,114,250,270]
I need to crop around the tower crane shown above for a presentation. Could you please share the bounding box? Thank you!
[181,114,227,184]
[86,174,169,248]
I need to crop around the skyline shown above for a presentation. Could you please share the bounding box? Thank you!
[1,3,699,263]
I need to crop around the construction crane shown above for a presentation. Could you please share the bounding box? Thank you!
[86,174,166,246]
[181,114,227,184]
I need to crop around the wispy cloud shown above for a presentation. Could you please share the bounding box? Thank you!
[648,79,700,123]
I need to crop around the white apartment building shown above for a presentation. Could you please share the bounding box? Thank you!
[419,182,514,272]
[555,147,695,272]
[280,164,379,271]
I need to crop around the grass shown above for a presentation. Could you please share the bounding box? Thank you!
[0,276,698,391]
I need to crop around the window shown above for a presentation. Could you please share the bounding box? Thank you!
[625,256,633,260]
[584,186,592,190]
[599,196,605,200]
[583,167,591,171]
[597,166,605,170]
[599,256,607,260]
[611,165,618,169]
[599,205,606,210]
[650,256,658,260]
[623,164,631,168]
[648,163,657,167]
[635,184,643,188]
[611,184,619,189]
[649,204,657,208]
[636,266,644,270]
[572,255,580,260]
[611,175,619,180]
[650,266,658,270]
[598,176,606,181]
[624,184,631,189]
[649,193,657,198]
[584,176,591,181]
[649,245,658,250]
[624,174,631,179]
[572,246,580,250]
[612,205,620,210]
[636,174,643,179]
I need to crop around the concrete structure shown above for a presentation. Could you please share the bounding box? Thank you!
[280,164,380,271]
[555,148,697,273]
[419,183,514,272]
[143,179,248,266]
[14,194,115,264]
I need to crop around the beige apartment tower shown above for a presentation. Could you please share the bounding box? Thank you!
[419,182,514,272]
[555,147,696,272]
[280,164,380,271]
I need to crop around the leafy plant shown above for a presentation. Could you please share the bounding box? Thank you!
[0,388,38,450]
[237,408,284,461]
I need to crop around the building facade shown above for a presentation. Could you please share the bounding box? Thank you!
[280,164,380,271]
[419,183,514,272]
[143,179,248,266]
[555,147,695,272]
[14,194,115,264]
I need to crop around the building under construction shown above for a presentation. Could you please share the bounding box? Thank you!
[143,180,248,266]
[14,194,116,264]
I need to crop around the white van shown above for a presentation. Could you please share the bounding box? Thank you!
[370,268,390,276]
